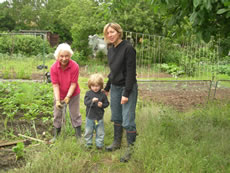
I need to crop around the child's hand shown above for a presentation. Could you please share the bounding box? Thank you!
[92,97,99,103]
[98,101,102,107]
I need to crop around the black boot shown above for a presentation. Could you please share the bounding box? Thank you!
[120,131,136,163]
[106,123,123,151]
[49,127,61,143]
[75,126,82,139]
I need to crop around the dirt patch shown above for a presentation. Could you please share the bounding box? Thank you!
[138,81,230,111]
[0,114,52,172]
[31,73,44,81]
[0,148,25,172]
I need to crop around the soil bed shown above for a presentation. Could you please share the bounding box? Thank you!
[138,81,230,111]
[0,114,52,172]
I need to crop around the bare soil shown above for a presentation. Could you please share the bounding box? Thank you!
[1,72,230,172]
[0,115,52,172]
[138,81,230,111]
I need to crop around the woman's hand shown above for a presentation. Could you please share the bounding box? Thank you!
[64,96,70,104]
[56,100,63,109]
[102,89,109,96]
[121,96,128,104]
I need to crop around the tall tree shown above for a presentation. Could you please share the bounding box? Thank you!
[99,0,165,35]
[151,0,230,42]
[0,1,16,31]
[59,0,105,54]
[37,0,72,42]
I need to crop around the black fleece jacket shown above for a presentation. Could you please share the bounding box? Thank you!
[104,40,137,97]
[84,90,109,121]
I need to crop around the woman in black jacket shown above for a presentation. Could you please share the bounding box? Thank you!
[103,23,138,162]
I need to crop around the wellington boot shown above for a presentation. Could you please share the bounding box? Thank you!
[75,126,82,139]
[106,124,123,151]
[49,127,61,143]
[120,131,136,163]
[120,146,133,163]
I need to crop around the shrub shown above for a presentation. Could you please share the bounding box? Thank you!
[71,50,87,66]
[0,34,52,55]
[218,65,230,76]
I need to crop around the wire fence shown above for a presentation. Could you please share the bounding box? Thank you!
[123,31,230,101]
[0,32,229,102]
[124,31,223,80]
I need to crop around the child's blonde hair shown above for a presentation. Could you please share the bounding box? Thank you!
[88,73,104,90]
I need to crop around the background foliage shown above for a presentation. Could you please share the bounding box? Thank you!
[0,0,229,57]
[0,35,51,55]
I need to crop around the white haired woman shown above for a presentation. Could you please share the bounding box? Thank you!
[50,43,82,143]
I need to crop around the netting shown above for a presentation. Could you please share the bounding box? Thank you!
[124,31,224,81]
[123,31,230,102]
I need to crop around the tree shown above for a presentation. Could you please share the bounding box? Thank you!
[32,0,72,42]
[59,0,106,55]
[98,0,165,35]
[0,2,16,31]
[151,0,230,42]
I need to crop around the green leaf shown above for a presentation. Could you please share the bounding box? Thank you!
[12,142,24,160]
[189,12,197,23]
[193,0,200,8]
[226,11,230,18]
[223,1,230,6]
[204,0,212,10]
[217,8,229,14]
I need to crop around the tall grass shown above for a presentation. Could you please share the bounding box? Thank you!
[9,100,230,173]
[0,54,55,79]
[132,101,230,172]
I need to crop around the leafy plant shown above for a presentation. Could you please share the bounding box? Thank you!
[160,63,184,77]
[12,142,25,160]
[218,65,230,76]
[0,82,53,121]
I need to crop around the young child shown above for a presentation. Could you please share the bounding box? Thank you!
[84,73,109,149]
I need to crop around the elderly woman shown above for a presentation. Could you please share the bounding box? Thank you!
[50,43,82,142]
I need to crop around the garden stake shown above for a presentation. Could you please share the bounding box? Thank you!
[18,134,46,144]
[61,102,67,128]
[61,102,68,137]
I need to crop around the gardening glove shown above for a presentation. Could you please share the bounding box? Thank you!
[64,96,70,104]
[56,100,63,109]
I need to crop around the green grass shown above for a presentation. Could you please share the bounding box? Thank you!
[132,102,230,173]
[1,54,230,81]
[0,54,55,79]
[7,96,230,173]
[1,74,230,172]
